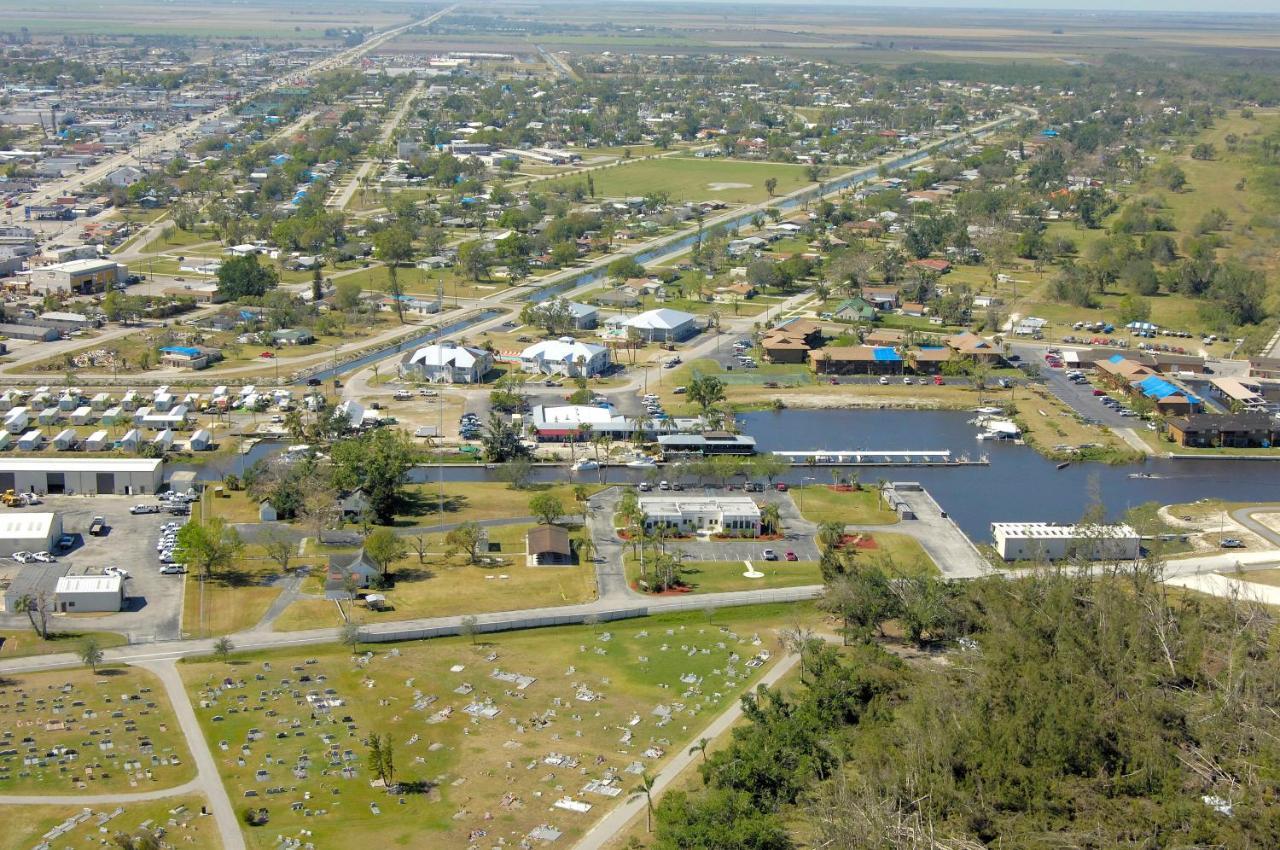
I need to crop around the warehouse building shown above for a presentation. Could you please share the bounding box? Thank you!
[991,522,1140,562]
[54,574,124,613]
[29,258,127,295]
[1,565,67,613]
[0,458,162,495]
[0,512,62,557]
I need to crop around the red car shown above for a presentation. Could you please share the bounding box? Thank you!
[1092,388,1106,396]
[775,482,788,492]
[259,351,275,359]
[784,551,798,562]
[933,375,945,385]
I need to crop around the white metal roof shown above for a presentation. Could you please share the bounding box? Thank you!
[620,308,695,331]
[407,343,487,369]
[991,522,1138,539]
[0,512,56,539]
[56,574,122,595]
[521,338,606,363]
[0,457,160,472]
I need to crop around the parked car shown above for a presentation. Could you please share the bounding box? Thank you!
[104,566,129,578]
[131,504,159,515]
[1220,538,1245,549]
[762,549,779,561]
[32,551,55,563]
[784,551,798,561]
[159,564,186,575]
[638,482,652,492]
[11,551,34,563]
[58,534,75,550]
[775,482,788,491]
[933,376,945,385]
[878,376,889,385]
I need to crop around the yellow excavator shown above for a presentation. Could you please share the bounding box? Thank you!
[1,490,23,507]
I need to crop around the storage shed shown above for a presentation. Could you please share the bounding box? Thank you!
[54,574,124,613]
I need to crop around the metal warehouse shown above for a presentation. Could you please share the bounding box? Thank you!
[0,512,62,557]
[0,458,163,495]
[54,574,124,613]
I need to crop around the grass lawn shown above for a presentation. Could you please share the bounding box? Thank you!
[0,629,128,659]
[180,603,809,849]
[180,533,286,638]
[793,485,900,526]
[0,666,195,794]
[395,481,601,528]
[277,524,597,629]
[842,532,938,575]
[626,556,823,593]
[0,795,220,850]
[1011,386,1142,463]
[1237,569,1280,588]
[540,157,813,205]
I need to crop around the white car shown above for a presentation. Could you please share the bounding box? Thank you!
[902,376,913,384]
[879,376,889,385]
[11,551,34,563]
[159,564,186,575]
[32,551,55,563]
[104,566,130,578]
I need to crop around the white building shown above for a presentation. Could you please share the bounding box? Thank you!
[520,337,610,377]
[0,457,162,495]
[638,495,761,536]
[29,258,127,295]
[991,522,1141,562]
[605,308,698,342]
[0,512,62,557]
[54,574,124,613]
[399,342,493,383]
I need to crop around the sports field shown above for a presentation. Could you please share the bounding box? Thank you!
[541,157,813,205]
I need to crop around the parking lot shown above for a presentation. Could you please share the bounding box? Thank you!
[0,494,188,641]
[1014,343,1144,429]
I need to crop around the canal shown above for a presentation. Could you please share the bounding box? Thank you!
[175,409,1280,543]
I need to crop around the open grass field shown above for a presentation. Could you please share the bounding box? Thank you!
[793,484,900,526]
[1011,386,1141,463]
[625,555,822,594]
[276,523,597,630]
[3,0,407,37]
[0,794,221,850]
[395,482,602,528]
[0,666,195,795]
[1237,570,1280,589]
[539,157,813,205]
[181,603,808,849]
[0,629,128,660]
[182,571,283,640]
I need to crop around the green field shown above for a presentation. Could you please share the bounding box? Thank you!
[540,157,813,205]
[181,604,808,849]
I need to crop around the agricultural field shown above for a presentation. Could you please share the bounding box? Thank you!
[0,666,194,795]
[540,157,813,205]
[181,605,805,849]
[0,795,220,850]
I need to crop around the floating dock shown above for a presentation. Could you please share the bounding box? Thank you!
[770,450,988,467]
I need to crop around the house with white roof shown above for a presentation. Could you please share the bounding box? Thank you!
[605,308,698,342]
[399,342,493,383]
[520,337,610,378]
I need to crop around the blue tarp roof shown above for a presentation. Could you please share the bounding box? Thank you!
[872,347,902,362]
[160,346,201,357]
[1108,353,1126,364]
[1136,375,1200,404]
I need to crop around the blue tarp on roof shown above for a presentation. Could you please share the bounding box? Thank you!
[1136,375,1200,404]
[1108,353,1126,364]
[160,346,201,357]
[872,347,902,362]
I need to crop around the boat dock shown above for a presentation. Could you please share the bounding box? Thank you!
[770,450,988,467]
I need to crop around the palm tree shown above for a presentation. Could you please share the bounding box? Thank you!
[760,503,782,536]
[817,521,845,551]
[628,772,658,833]
[688,737,710,763]
[15,594,46,638]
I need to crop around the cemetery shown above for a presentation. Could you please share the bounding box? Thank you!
[0,668,195,795]
[179,604,800,849]
[3,795,220,850]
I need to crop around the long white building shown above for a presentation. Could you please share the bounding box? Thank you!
[638,495,761,536]
[0,458,162,495]
[991,522,1141,562]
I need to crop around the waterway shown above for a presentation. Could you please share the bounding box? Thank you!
[175,408,1280,543]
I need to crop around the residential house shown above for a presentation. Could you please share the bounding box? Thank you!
[325,548,381,597]
[520,337,611,377]
[400,342,493,383]
[832,297,876,323]
[607,308,698,343]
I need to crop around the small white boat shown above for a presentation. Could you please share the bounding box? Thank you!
[570,459,599,472]
[626,456,657,468]
[974,406,1004,415]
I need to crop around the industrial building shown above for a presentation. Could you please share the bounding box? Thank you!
[0,458,162,495]
[54,574,124,613]
[991,522,1141,562]
[1,564,67,613]
[0,512,62,557]
[29,258,127,295]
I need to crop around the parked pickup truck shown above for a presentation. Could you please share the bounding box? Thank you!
[89,516,107,536]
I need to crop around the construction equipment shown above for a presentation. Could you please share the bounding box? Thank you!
[1,490,22,507]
